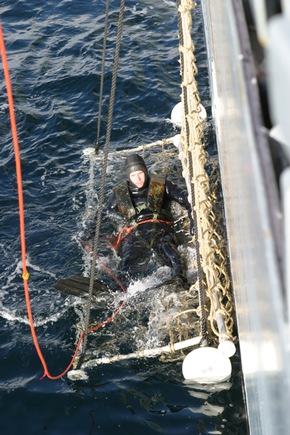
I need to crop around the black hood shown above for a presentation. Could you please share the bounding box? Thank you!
[124,154,149,189]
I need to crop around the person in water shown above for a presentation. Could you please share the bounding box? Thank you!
[79,154,193,287]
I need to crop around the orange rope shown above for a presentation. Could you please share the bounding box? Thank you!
[89,258,126,332]
[0,23,125,380]
[112,218,172,250]
[0,25,27,273]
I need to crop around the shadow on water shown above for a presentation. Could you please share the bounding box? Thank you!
[65,356,248,435]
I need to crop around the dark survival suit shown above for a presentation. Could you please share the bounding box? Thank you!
[108,154,193,285]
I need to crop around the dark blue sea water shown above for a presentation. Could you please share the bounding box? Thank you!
[0,0,247,433]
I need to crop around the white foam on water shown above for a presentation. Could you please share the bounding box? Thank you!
[0,304,69,327]
[0,253,72,327]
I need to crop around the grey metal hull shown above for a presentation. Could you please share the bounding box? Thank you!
[201,1,290,433]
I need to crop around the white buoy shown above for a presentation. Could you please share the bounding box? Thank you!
[67,369,89,381]
[218,340,236,358]
[172,134,182,149]
[171,102,183,127]
[182,347,232,384]
[171,101,207,128]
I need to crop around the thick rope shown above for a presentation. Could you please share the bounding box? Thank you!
[95,0,110,152]
[80,0,126,361]
[0,23,85,380]
[177,0,235,345]
[111,218,172,250]
[176,0,208,344]
[1,22,127,380]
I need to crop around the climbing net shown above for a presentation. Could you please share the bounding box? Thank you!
[175,0,235,346]
[78,0,236,366]
[1,0,235,379]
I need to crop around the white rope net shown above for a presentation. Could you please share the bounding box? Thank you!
[74,0,236,371]
[177,0,235,346]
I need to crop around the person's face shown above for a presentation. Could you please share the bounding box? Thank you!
[129,170,145,188]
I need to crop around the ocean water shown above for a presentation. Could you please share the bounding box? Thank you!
[0,0,248,434]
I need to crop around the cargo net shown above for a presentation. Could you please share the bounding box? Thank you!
[174,0,235,347]
[73,0,235,371]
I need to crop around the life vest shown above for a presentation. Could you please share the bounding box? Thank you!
[113,176,167,222]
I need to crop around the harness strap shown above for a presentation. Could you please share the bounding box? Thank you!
[112,218,172,250]
[113,176,167,221]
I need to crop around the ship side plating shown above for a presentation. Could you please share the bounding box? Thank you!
[201,1,290,434]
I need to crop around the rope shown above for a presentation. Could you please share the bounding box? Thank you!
[95,0,110,152]
[176,0,208,344]
[176,0,235,346]
[0,23,82,380]
[111,218,172,250]
[80,0,126,361]
[0,26,27,277]
[0,22,127,381]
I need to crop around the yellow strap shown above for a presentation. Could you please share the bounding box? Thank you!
[22,271,30,281]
